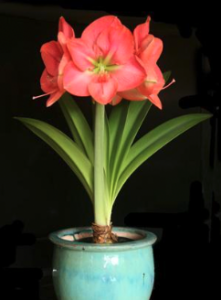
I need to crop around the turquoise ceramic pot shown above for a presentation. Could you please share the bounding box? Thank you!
[49,227,157,300]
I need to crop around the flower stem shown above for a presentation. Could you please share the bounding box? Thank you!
[94,102,107,225]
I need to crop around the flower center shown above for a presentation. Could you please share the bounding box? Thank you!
[91,57,120,75]
[92,57,107,74]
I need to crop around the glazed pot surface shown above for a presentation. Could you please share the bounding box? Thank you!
[49,227,157,300]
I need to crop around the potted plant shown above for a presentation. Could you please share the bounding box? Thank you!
[15,15,211,300]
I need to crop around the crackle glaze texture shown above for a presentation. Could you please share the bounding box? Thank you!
[49,227,157,300]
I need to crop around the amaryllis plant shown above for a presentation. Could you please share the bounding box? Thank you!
[16,15,211,243]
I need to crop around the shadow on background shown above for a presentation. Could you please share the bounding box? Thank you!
[0,220,42,300]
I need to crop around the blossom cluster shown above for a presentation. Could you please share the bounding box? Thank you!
[35,15,167,109]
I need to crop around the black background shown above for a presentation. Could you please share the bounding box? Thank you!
[0,1,220,299]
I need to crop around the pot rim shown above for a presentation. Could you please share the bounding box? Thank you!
[49,226,157,252]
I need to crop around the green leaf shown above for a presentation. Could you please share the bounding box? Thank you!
[108,101,128,162]
[104,112,110,176]
[163,71,172,83]
[108,101,129,195]
[59,93,94,164]
[109,100,152,201]
[15,117,93,201]
[115,113,212,199]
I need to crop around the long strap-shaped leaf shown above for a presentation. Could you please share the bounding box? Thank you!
[108,101,128,191]
[108,101,128,162]
[104,112,110,176]
[59,93,94,164]
[15,117,93,201]
[109,100,152,200]
[116,100,152,168]
[114,113,212,200]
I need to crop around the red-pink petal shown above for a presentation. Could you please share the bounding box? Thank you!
[46,90,64,107]
[41,41,63,76]
[112,56,146,92]
[139,35,163,64]
[96,24,134,64]
[137,64,164,109]
[63,61,92,96]
[59,17,75,39]
[147,94,162,109]
[119,88,146,101]
[58,17,75,55]
[134,16,151,52]
[110,94,122,105]
[138,63,165,95]
[67,39,96,71]
[40,69,58,93]
[57,32,74,57]
[153,64,165,91]
[88,75,118,104]
[57,32,66,47]
[57,54,70,91]
[82,16,122,47]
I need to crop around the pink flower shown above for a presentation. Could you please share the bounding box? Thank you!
[33,17,74,107]
[63,16,146,105]
[119,17,174,109]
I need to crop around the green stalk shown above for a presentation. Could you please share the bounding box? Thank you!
[94,102,109,225]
